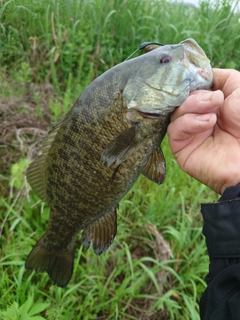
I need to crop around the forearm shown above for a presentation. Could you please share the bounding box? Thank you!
[200,183,240,320]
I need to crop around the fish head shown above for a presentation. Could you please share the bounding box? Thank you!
[123,38,214,116]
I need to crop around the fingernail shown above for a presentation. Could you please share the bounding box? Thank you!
[196,113,212,121]
[199,92,213,101]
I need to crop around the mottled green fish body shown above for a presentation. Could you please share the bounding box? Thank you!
[26,38,213,287]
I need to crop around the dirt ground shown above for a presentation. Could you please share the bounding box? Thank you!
[0,82,55,176]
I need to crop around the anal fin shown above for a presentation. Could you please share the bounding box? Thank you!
[141,147,166,185]
[82,208,117,255]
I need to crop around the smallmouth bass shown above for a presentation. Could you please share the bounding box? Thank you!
[26,38,213,287]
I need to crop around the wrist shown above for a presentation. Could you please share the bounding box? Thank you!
[221,180,240,195]
[218,183,240,202]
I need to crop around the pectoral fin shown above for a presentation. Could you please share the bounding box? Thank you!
[82,208,117,255]
[141,147,166,185]
[100,125,140,167]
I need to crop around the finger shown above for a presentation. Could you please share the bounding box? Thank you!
[212,68,240,96]
[168,113,217,153]
[218,87,240,139]
[171,90,223,121]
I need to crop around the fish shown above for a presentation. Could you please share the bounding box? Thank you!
[25,38,213,287]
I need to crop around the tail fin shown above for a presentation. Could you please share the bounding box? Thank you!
[25,236,74,288]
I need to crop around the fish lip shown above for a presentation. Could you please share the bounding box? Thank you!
[181,38,208,60]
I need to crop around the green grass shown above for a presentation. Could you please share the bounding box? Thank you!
[0,139,218,319]
[1,0,240,95]
[1,0,239,319]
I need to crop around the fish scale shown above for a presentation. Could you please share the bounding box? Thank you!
[25,38,213,287]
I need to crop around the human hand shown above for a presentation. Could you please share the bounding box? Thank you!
[167,68,240,194]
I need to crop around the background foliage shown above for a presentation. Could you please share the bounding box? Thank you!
[1,0,239,319]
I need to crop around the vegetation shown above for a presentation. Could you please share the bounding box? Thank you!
[0,0,239,319]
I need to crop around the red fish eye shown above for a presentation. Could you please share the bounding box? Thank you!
[160,56,172,64]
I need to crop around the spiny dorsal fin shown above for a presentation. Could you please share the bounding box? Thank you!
[141,147,166,185]
[82,208,117,255]
[26,117,66,202]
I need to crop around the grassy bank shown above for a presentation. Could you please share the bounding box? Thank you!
[1,0,239,319]
[1,0,240,94]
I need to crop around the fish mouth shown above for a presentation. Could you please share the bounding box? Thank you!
[182,52,213,84]
[181,39,214,85]
[196,66,213,83]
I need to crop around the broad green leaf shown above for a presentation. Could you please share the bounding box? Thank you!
[1,302,19,320]
[18,297,33,316]
[29,303,49,317]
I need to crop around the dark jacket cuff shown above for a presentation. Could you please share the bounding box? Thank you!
[201,183,240,258]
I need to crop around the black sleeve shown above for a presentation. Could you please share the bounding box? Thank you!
[200,183,240,320]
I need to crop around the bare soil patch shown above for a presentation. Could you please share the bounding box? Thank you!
[0,82,56,175]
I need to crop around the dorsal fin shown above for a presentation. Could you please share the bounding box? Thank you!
[26,117,66,202]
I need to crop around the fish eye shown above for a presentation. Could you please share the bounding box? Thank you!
[159,55,172,64]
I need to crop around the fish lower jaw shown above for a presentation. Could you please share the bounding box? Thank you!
[190,80,212,91]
